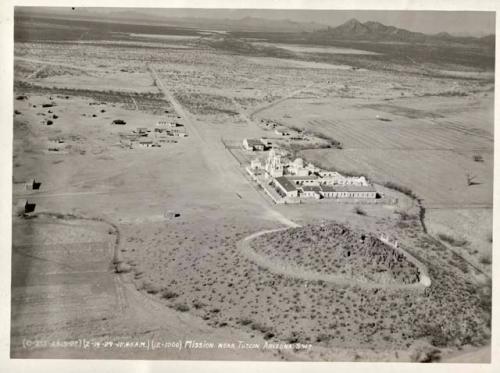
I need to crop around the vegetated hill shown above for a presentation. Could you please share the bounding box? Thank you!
[308,18,495,47]
[195,35,295,58]
[251,223,421,285]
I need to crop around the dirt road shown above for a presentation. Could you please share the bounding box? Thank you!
[249,82,315,121]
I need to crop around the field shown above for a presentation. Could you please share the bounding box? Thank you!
[10,13,494,362]
[255,94,494,275]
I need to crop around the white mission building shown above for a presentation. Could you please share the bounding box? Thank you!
[247,149,377,203]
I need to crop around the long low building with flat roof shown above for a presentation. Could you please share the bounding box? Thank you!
[319,184,377,199]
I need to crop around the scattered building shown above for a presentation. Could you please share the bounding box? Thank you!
[48,136,64,145]
[157,120,183,129]
[169,127,187,137]
[25,179,41,191]
[138,140,155,148]
[24,200,36,214]
[243,138,266,151]
[134,127,150,136]
[274,128,290,136]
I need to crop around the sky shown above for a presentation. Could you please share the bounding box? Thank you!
[23,7,496,36]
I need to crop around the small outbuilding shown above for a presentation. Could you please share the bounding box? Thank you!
[243,138,266,151]
[24,200,36,214]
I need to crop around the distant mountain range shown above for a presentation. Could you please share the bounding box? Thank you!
[15,8,495,46]
[15,8,326,33]
[308,18,494,46]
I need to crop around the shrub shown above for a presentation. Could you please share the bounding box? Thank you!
[161,290,179,300]
[353,206,366,216]
[316,333,331,342]
[487,232,493,243]
[173,303,190,312]
[192,299,206,309]
[437,233,468,247]
[250,322,271,333]
[238,318,253,326]
[480,255,492,265]
[384,181,417,199]
[112,119,126,125]
[115,263,131,273]
[143,282,161,294]
[263,331,275,340]
[395,210,416,221]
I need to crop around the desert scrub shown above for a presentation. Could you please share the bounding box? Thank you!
[480,255,492,265]
[353,206,366,216]
[437,233,469,247]
[383,181,417,199]
[173,303,190,312]
[161,290,179,300]
[143,282,161,294]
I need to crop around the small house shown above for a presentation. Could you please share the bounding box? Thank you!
[25,179,41,191]
[243,138,266,151]
[138,140,154,148]
[24,200,36,214]
[274,128,290,136]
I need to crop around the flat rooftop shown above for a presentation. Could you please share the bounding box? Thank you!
[321,185,376,193]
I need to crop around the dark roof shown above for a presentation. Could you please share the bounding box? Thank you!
[275,176,297,192]
[245,139,264,147]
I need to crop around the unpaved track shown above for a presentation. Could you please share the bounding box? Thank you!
[148,64,297,227]
[249,82,315,120]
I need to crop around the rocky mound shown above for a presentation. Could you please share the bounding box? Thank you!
[251,223,420,285]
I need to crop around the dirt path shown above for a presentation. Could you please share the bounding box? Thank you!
[148,65,205,145]
[249,82,315,121]
[148,64,298,227]
[128,93,138,110]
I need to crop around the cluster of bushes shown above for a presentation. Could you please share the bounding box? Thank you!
[175,91,238,116]
[353,206,366,216]
[306,130,343,149]
[437,233,469,247]
[384,181,417,199]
